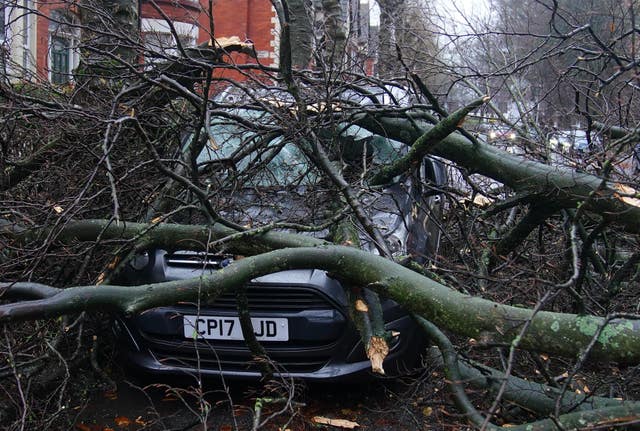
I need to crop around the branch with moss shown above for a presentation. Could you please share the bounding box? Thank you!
[0,218,326,256]
[416,317,640,430]
[2,245,640,364]
[356,113,640,235]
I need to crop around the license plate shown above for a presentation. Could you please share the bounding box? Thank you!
[183,315,289,341]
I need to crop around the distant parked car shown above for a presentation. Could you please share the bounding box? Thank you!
[114,88,447,381]
[548,129,600,153]
[487,127,517,142]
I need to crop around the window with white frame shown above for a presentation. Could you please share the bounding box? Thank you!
[141,18,198,64]
[48,10,79,84]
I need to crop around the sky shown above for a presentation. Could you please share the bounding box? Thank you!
[365,0,491,31]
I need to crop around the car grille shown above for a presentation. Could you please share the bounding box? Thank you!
[210,285,334,311]
[164,252,338,312]
[165,252,231,269]
[142,334,337,373]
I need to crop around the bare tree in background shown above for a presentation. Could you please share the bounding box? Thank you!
[2,0,640,429]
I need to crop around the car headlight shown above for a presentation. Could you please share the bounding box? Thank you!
[387,233,405,257]
[130,251,150,270]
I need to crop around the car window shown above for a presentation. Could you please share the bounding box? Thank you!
[339,125,405,165]
[195,116,407,187]
[196,121,317,186]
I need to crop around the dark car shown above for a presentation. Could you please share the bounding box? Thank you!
[114,88,447,381]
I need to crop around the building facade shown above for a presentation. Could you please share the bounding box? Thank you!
[0,0,375,84]
[0,0,279,83]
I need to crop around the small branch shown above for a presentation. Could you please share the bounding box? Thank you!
[482,192,534,218]
[89,335,116,391]
[236,284,272,379]
[346,287,389,374]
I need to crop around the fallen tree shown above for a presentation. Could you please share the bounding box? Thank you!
[2,0,640,429]
[2,240,640,363]
[3,65,640,431]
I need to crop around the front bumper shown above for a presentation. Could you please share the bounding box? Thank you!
[115,267,426,382]
[116,313,425,381]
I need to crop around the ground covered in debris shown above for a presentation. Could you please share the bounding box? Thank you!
[73,365,456,431]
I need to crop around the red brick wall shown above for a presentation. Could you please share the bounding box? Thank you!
[35,2,70,81]
[140,0,201,23]
[32,0,277,82]
[199,0,276,59]
[141,0,276,61]
[201,0,277,82]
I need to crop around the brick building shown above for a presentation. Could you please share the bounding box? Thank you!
[0,0,375,84]
[0,0,279,83]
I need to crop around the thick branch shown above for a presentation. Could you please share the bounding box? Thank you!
[1,138,61,191]
[494,203,561,258]
[357,114,640,234]
[369,97,488,186]
[1,219,326,256]
[2,246,640,364]
[418,317,639,429]
[593,121,640,140]
[346,287,388,374]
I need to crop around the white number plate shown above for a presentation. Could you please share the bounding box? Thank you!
[183,315,289,341]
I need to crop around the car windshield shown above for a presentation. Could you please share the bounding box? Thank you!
[195,112,406,187]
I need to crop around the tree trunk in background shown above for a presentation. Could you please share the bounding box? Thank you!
[78,0,140,74]
[375,0,404,78]
[319,0,347,65]
[286,0,349,69]
[287,0,314,68]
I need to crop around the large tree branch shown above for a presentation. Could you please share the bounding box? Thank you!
[368,96,488,186]
[356,114,640,234]
[2,245,640,364]
[1,219,326,256]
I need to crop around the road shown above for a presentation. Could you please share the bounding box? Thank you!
[74,369,442,430]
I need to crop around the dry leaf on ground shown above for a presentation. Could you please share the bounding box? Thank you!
[312,416,360,429]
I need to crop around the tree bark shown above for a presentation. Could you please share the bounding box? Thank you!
[357,114,640,234]
[2,245,640,364]
[1,218,326,255]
